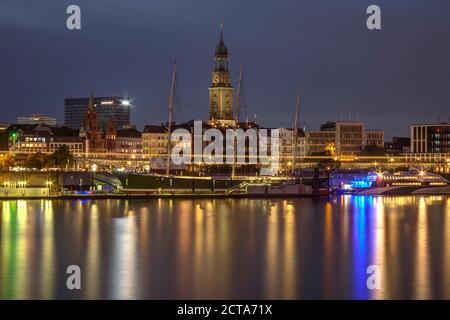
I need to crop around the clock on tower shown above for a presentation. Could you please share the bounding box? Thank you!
[209,23,234,123]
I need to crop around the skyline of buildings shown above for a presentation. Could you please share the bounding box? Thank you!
[1,25,448,142]
[0,26,449,164]
[4,1,450,142]
[6,95,446,143]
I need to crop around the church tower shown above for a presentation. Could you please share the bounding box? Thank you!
[83,92,100,136]
[209,23,234,126]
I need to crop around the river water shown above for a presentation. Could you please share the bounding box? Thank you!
[0,196,449,299]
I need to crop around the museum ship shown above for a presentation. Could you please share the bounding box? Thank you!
[114,25,320,196]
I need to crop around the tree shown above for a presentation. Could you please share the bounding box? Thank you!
[0,154,14,171]
[24,152,46,170]
[48,145,74,169]
[318,158,341,171]
[362,144,386,156]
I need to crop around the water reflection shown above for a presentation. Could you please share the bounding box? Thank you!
[0,196,449,299]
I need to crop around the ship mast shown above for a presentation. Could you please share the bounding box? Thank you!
[235,63,244,122]
[232,63,244,178]
[166,62,176,176]
[292,87,300,176]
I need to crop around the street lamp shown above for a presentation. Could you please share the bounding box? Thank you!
[287,161,292,175]
[45,180,52,196]
[325,166,331,195]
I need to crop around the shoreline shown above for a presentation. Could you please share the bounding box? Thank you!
[1,192,450,200]
[0,193,324,201]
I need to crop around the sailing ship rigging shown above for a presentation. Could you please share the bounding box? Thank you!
[165,62,177,175]
[292,87,300,176]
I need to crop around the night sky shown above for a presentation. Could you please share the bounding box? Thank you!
[1,0,450,139]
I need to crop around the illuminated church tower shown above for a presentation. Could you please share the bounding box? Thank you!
[209,23,234,126]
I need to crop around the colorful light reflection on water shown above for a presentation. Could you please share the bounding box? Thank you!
[0,196,449,299]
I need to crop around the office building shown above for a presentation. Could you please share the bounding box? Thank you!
[116,128,143,159]
[406,123,450,163]
[65,95,131,129]
[306,121,384,156]
[278,127,306,164]
[410,123,450,154]
[17,114,57,126]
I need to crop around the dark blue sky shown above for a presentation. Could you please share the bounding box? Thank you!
[1,0,450,139]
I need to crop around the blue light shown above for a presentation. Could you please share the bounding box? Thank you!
[75,191,93,195]
[350,174,377,189]
[333,172,378,192]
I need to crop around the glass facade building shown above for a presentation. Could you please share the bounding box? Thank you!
[411,123,450,153]
[64,96,131,129]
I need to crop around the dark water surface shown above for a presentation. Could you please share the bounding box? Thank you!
[0,196,449,299]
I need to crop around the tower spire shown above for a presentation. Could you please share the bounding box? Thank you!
[88,90,95,113]
[209,21,233,124]
[220,19,224,43]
